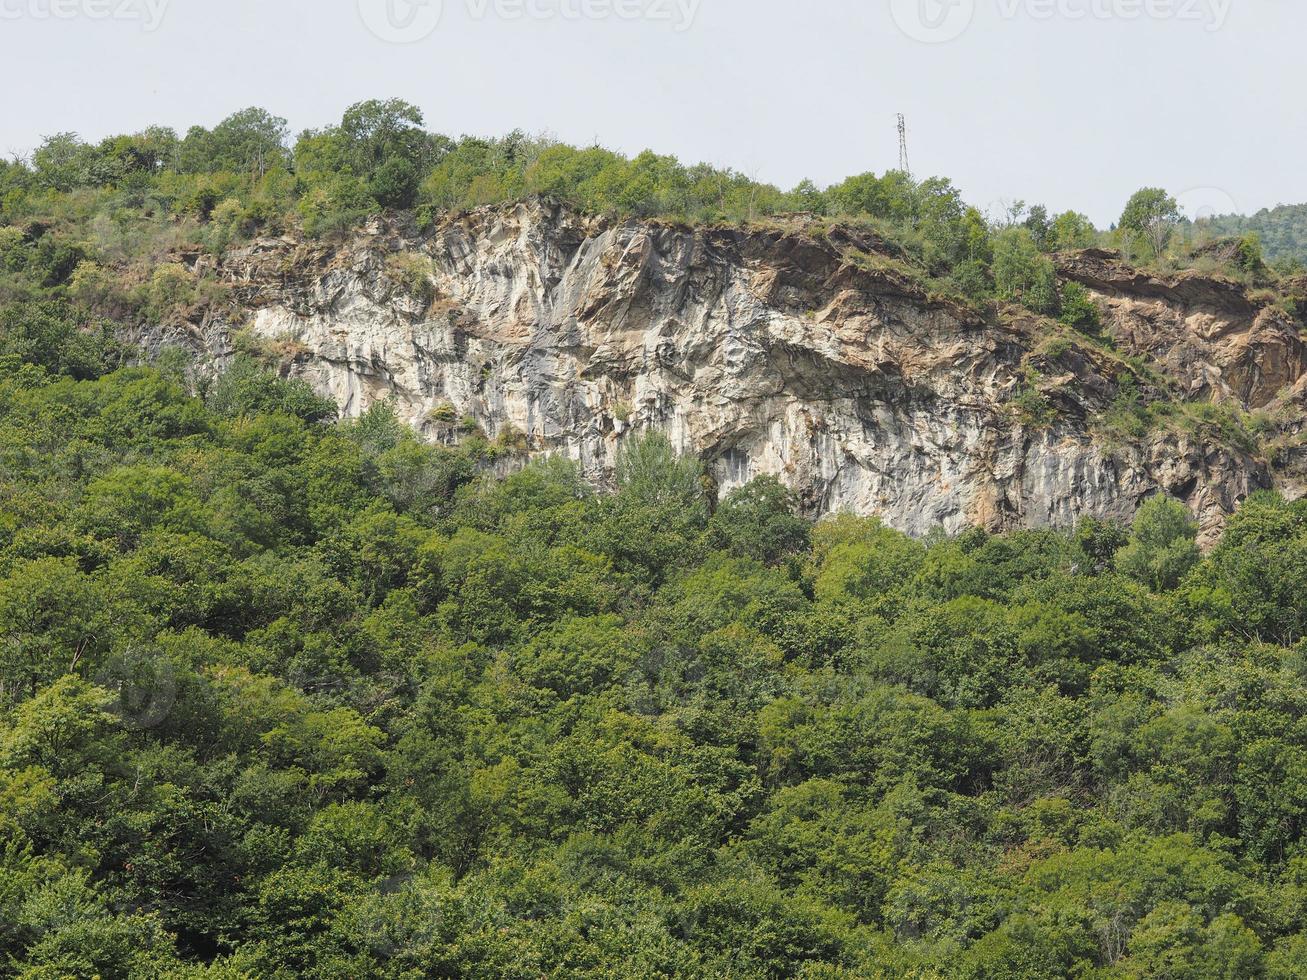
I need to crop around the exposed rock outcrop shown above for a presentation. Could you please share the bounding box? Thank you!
[128,201,1307,543]
[1057,248,1307,409]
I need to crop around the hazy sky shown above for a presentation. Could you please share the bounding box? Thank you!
[1,0,1301,225]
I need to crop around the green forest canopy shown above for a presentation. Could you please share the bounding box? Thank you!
[4,100,1307,978]
[1,302,1307,977]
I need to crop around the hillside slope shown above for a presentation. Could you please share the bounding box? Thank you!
[131,199,1307,542]
[1204,203,1307,264]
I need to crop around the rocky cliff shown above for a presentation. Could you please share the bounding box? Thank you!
[132,200,1307,543]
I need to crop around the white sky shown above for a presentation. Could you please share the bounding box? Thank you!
[1,0,1301,226]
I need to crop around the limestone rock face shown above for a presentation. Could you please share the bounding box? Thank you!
[1057,248,1307,409]
[131,201,1306,543]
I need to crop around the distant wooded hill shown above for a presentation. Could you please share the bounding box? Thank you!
[1202,204,1307,265]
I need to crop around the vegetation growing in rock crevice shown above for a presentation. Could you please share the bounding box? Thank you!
[1089,366,1275,458]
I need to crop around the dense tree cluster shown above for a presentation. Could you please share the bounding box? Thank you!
[1,306,1307,977]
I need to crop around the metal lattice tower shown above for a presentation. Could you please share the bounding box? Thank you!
[897,113,910,176]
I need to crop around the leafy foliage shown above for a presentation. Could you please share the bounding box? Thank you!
[5,105,1307,977]
[993,227,1058,313]
[1117,496,1201,592]
[1120,187,1182,260]
[2,319,1303,974]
